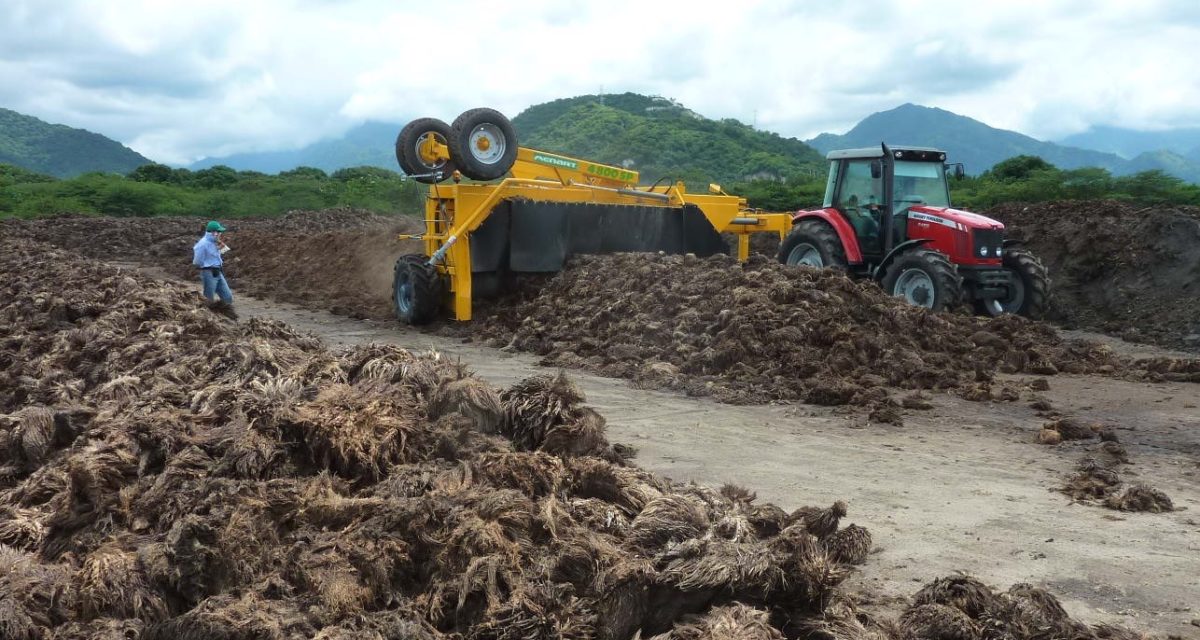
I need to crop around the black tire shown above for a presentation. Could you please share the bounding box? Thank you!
[449,108,518,181]
[393,254,443,325]
[396,118,456,184]
[989,247,1049,318]
[880,249,963,312]
[777,219,848,270]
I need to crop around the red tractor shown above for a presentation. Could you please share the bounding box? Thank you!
[779,144,1048,316]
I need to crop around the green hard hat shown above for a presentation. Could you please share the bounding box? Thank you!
[205,220,227,233]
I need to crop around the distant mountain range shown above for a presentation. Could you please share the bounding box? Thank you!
[4,98,1200,184]
[188,121,401,173]
[1057,125,1200,161]
[807,104,1200,182]
[0,108,151,177]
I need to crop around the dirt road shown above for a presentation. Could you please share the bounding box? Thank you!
[194,281,1200,637]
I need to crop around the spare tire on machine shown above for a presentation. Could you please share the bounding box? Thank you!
[449,108,519,181]
[393,254,442,325]
[396,118,456,183]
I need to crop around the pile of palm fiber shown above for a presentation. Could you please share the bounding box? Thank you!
[452,253,1198,405]
[0,239,1153,639]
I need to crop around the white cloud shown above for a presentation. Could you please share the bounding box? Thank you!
[1,0,1197,164]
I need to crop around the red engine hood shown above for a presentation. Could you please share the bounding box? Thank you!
[908,205,1004,231]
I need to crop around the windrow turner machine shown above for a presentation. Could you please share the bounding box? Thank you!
[390,108,793,323]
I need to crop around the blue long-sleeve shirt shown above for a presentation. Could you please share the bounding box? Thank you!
[192,233,223,269]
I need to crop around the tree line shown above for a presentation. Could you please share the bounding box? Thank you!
[0,163,425,218]
[728,155,1200,211]
[3,154,1197,220]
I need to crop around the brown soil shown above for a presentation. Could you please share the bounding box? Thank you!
[986,200,1200,352]
[0,209,422,321]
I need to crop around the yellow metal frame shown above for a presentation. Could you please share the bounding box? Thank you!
[404,146,792,321]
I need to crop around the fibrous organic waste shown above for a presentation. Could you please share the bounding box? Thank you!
[449,253,1199,406]
[0,239,1157,638]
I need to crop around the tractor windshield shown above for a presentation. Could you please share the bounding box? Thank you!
[893,160,950,211]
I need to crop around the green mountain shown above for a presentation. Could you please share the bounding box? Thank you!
[512,94,824,184]
[192,94,824,185]
[808,104,1131,174]
[1125,149,1200,183]
[0,108,152,177]
[808,104,1200,182]
[190,121,400,173]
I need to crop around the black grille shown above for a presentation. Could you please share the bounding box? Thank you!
[973,229,1003,259]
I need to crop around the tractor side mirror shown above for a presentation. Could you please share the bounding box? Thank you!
[870,160,882,179]
[947,163,966,180]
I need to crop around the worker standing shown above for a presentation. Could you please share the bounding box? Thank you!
[192,220,237,319]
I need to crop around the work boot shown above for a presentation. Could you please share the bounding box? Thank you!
[209,300,239,320]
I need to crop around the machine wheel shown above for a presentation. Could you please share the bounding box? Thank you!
[396,118,456,183]
[777,220,848,270]
[393,254,442,325]
[980,248,1049,318]
[880,249,963,312]
[449,108,518,181]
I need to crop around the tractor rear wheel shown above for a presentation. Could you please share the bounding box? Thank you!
[450,108,519,181]
[881,249,963,312]
[981,247,1049,318]
[396,118,456,183]
[777,220,848,270]
[393,254,442,325]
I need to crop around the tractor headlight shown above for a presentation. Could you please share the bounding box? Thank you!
[979,246,988,257]
[996,246,1003,257]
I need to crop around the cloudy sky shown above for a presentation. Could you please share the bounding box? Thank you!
[2,0,1198,164]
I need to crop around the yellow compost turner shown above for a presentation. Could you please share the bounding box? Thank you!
[392,108,792,323]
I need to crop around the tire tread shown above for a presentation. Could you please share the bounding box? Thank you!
[777,219,849,270]
[393,254,442,324]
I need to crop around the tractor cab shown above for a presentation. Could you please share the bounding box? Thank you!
[822,145,958,258]
[780,144,1048,318]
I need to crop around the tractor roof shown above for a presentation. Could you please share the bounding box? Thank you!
[826,146,947,161]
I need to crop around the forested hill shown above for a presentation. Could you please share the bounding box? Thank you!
[0,108,151,177]
[511,94,824,185]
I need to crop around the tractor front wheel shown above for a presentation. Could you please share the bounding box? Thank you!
[777,220,848,270]
[982,248,1049,318]
[880,249,963,312]
[393,254,443,325]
